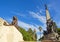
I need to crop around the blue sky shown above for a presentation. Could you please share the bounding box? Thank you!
[0,0,60,40]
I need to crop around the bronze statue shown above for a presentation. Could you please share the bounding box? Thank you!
[12,16,18,27]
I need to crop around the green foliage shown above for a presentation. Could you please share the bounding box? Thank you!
[27,28,37,41]
[57,28,60,35]
[17,27,35,41]
[27,28,34,37]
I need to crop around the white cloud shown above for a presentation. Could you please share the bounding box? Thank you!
[29,11,47,31]
[8,18,12,21]
[29,11,46,24]
[56,22,60,28]
[11,11,26,17]
[18,20,40,32]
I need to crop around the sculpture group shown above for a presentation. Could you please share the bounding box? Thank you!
[43,5,60,41]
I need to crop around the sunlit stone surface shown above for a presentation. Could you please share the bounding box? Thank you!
[46,9,51,20]
[0,18,23,42]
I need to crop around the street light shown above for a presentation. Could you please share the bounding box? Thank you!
[39,26,42,40]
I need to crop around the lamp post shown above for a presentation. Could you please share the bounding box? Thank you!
[39,26,42,40]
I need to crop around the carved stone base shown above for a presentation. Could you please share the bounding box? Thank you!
[44,32,58,40]
[42,40,60,42]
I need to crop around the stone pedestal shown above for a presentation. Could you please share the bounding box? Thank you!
[0,18,24,42]
[42,40,60,42]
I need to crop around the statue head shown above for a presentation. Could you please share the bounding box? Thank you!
[13,16,17,20]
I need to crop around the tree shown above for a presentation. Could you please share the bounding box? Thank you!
[27,28,33,35]
[53,22,57,32]
[33,29,37,41]
[18,27,35,41]
[27,28,37,41]
[57,28,60,35]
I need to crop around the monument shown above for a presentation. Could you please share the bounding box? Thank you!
[43,5,60,41]
[0,17,23,42]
